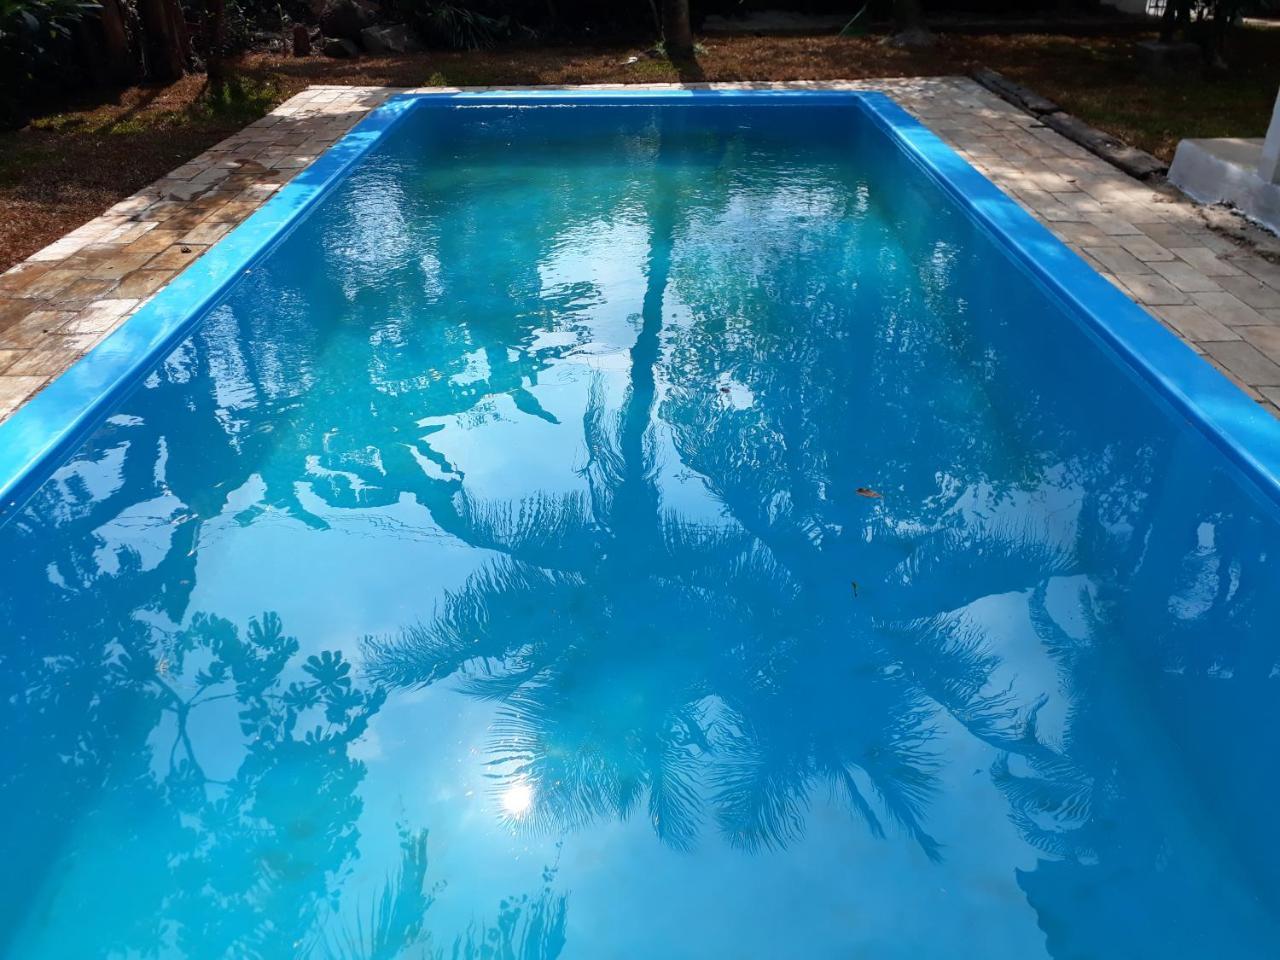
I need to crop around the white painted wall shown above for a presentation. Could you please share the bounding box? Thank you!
[1260,87,1280,184]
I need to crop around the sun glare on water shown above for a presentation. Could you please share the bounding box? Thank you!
[501,780,535,818]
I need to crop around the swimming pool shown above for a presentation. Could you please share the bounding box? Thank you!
[3,88,1280,958]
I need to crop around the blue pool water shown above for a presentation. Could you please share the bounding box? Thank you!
[3,99,1280,959]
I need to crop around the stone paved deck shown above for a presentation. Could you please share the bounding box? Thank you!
[3,78,1280,425]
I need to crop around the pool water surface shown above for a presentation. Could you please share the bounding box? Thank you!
[2,98,1280,959]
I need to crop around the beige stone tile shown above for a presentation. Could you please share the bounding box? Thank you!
[0,298,35,327]
[1232,256,1280,289]
[3,267,81,300]
[1240,325,1280,365]
[1204,357,1264,401]
[64,298,140,334]
[82,251,156,281]
[0,376,46,417]
[1049,221,1115,246]
[1216,276,1280,310]
[1153,305,1239,342]
[205,200,260,223]
[1204,340,1280,387]
[1135,223,1195,249]
[1115,274,1188,306]
[135,200,190,223]
[106,195,158,216]
[1084,245,1151,275]
[0,262,51,296]
[1119,235,1176,262]
[178,221,234,245]
[5,343,81,377]
[0,349,20,373]
[237,182,283,202]
[1085,213,1142,236]
[102,221,160,246]
[1169,247,1242,277]
[1149,260,1221,293]
[1190,291,1269,326]
[148,244,209,270]
[0,309,74,348]
[115,270,174,300]
[125,228,186,255]
[54,277,120,305]
[27,236,90,262]
[1177,230,1239,256]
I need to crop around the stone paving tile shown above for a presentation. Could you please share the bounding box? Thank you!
[1149,260,1222,293]
[1205,340,1280,388]
[1237,257,1280,288]
[1084,245,1152,275]
[1119,235,1177,262]
[1216,276,1280,310]
[1171,246,1242,277]
[0,375,48,418]
[1241,325,1280,365]
[1190,290,1269,326]
[115,270,174,300]
[1154,305,1240,342]
[4,77,1280,429]
[1115,274,1189,306]
[0,310,74,349]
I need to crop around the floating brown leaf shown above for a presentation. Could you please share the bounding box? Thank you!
[856,487,883,499]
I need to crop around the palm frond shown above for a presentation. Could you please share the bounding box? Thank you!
[361,561,583,689]
[893,516,1078,616]
[711,728,812,853]
[453,491,596,572]
[886,612,1021,749]
[320,829,434,960]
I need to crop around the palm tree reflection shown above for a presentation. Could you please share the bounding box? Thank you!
[360,129,1078,859]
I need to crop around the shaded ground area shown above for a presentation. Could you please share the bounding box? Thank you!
[2,27,1279,273]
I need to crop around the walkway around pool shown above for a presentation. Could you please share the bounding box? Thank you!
[2,78,1280,422]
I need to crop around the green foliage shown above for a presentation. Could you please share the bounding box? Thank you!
[0,0,97,127]
[0,0,95,43]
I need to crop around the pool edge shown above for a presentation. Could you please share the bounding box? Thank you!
[853,92,1280,513]
[0,93,421,518]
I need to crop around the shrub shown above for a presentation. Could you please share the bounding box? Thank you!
[0,0,98,127]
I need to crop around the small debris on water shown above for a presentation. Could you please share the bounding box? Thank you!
[850,580,859,598]
[719,386,731,394]
[856,487,883,498]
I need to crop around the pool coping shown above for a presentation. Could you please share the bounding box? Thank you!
[2,86,1280,518]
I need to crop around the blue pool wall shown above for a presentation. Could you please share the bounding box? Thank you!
[1,87,1278,523]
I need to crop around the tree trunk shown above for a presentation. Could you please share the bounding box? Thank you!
[74,0,134,86]
[99,0,137,83]
[206,0,227,94]
[661,0,694,60]
[138,0,189,82]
